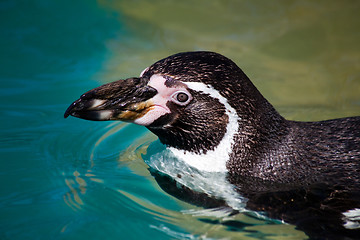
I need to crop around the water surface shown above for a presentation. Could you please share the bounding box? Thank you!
[1,0,359,239]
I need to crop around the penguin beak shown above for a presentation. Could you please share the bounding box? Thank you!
[64,77,158,121]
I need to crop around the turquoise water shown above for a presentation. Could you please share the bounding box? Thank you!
[1,1,359,239]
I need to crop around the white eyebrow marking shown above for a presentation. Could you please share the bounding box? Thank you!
[140,67,149,77]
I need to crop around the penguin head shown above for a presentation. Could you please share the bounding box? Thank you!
[65,52,265,154]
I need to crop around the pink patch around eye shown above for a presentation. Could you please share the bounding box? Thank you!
[133,74,186,126]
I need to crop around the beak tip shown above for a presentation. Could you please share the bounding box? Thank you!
[63,100,114,121]
[64,102,77,119]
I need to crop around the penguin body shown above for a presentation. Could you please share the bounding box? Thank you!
[65,51,360,239]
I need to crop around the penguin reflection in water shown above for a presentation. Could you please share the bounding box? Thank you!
[65,52,360,239]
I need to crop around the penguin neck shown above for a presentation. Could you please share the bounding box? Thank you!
[223,73,298,181]
[147,81,241,172]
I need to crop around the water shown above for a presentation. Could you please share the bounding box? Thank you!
[1,0,359,239]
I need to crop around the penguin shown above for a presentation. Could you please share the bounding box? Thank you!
[65,51,360,239]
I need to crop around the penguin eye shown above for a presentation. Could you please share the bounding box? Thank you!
[171,91,192,105]
[176,92,189,102]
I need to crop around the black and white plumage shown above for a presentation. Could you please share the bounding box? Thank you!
[65,51,360,239]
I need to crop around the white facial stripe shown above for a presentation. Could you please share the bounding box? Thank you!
[139,67,149,77]
[169,81,240,172]
[343,208,360,229]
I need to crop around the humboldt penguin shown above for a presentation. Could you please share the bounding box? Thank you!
[65,51,360,239]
